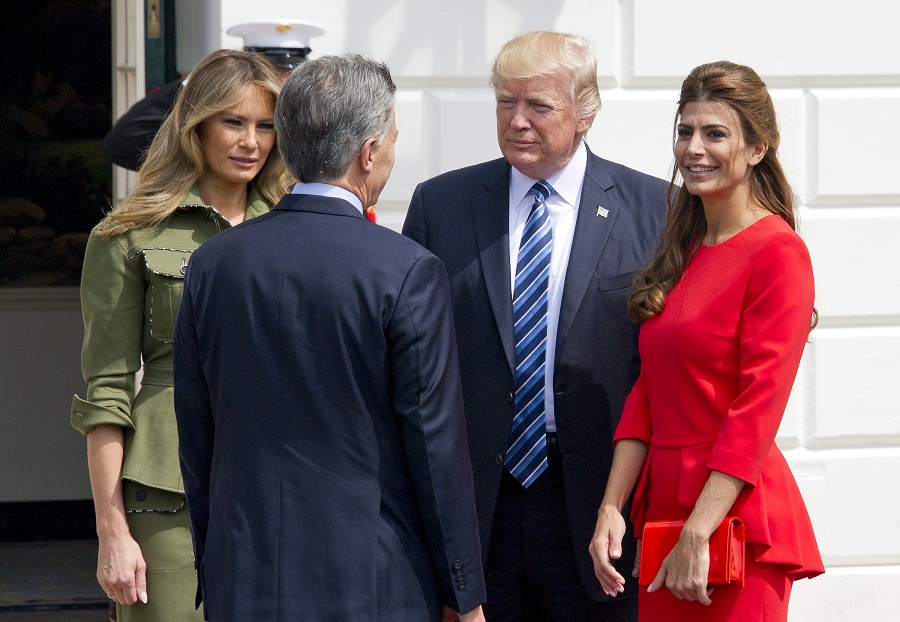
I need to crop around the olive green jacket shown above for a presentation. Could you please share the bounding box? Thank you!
[71,186,271,494]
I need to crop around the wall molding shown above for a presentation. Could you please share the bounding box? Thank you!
[0,288,80,312]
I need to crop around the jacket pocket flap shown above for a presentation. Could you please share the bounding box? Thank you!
[142,248,191,278]
[596,271,636,293]
[122,479,186,513]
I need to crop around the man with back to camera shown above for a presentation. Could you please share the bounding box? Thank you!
[403,31,668,621]
[102,19,324,171]
[173,53,486,622]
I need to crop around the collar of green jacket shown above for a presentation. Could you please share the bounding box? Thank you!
[180,183,271,220]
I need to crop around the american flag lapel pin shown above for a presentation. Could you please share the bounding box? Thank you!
[596,205,609,218]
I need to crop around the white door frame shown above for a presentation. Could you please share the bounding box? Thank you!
[110,0,220,201]
[111,0,145,202]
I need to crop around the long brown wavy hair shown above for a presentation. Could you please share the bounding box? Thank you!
[628,60,816,329]
[97,49,291,239]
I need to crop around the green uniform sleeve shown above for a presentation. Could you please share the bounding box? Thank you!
[70,230,144,435]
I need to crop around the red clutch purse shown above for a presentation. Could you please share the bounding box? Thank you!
[638,516,745,587]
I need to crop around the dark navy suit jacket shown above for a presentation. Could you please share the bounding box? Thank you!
[174,193,486,621]
[402,147,668,600]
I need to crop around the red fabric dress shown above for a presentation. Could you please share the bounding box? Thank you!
[615,215,824,620]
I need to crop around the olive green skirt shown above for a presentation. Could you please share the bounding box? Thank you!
[117,481,204,622]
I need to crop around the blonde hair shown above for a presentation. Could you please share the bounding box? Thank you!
[490,31,601,122]
[628,61,816,330]
[97,49,291,238]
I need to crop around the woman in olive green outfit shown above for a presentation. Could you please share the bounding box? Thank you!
[71,49,291,621]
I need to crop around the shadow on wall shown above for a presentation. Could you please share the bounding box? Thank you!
[344,0,564,76]
[0,1,112,287]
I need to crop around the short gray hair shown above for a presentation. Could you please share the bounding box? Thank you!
[275,53,396,182]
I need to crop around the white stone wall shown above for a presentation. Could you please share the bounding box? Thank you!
[219,1,900,618]
[0,290,89,501]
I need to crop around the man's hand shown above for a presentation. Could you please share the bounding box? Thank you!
[457,605,486,622]
[633,538,642,579]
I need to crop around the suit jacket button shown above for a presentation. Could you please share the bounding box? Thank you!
[453,559,462,570]
[135,490,147,503]
[495,453,503,466]
[507,391,514,403]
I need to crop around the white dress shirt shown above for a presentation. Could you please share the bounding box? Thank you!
[507,141,587,433]
[292,181,364,215]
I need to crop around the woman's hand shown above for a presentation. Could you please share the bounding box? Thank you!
[589,439,650,597]
[87,425,148,606]
[648,527,712,604]
[589,504,628,596]
[648,470,746,604]
[97,531,148,605]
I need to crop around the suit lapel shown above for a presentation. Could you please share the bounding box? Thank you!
[556,151,618,357]
[472,163,516,375]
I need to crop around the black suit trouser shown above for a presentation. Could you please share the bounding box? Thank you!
[484,439,637,622]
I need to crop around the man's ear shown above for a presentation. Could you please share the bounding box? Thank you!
[358,137,378,173]
[576,113,595,135]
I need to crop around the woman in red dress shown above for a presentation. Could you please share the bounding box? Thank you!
[589,61,824,621]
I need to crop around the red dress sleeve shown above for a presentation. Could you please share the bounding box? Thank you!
[706,232,815,484]
[614,366,653,445]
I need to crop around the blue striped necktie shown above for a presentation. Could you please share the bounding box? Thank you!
[505,180,554,488]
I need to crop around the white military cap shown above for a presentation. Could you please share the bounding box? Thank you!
[226,20,325,69]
